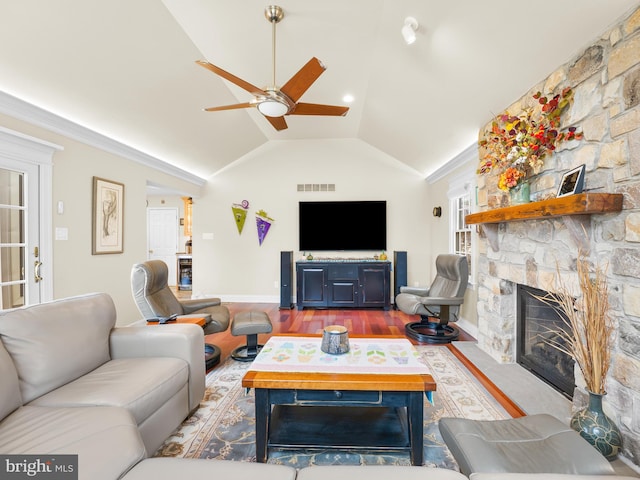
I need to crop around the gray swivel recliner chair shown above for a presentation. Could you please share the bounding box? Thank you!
[395,254,468,344]
[131,260,230,368]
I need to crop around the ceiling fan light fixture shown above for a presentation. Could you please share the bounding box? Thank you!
[402,16,418,45]
[198,5,348,130]
[257,98,289,117]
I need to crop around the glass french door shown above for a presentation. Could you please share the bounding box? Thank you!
[0,160,41,309]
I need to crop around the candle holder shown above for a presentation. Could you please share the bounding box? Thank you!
[321,325,350,355]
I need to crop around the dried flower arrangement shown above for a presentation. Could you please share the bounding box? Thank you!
[478,87,583,192]
[539,253,614,394]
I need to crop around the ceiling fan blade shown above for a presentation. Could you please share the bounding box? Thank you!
[196,60,267,96]
[280,57,326,102]
[291,103,349,116]
[266,115,288,131]
[203,102,253,112]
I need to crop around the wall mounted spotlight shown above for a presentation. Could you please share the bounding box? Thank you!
[433,206,442,217]
[402,17,419,45]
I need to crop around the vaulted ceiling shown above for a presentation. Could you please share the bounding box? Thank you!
[0,1,636,180]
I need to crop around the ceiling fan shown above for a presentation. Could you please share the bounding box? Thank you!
[196,5,349,131]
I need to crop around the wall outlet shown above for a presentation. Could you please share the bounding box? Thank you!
[202,232,214,240]
[274,280,279,289]
[414,282,419,287]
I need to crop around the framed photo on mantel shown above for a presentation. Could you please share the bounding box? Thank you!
[92,176,124,254]
[557,164,586,198]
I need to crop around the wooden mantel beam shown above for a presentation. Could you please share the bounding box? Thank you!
[465,193,623,252]
[465,193,623,225]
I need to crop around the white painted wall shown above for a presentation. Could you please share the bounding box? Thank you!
[427,162,479,333]
[191,138,437,301]
[0,112,202,324]
[0,110,478,329]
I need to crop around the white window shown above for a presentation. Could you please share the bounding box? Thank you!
[452,193,471,263]
[447,173,474,283]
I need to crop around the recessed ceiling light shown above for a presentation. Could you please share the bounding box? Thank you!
[343,94,355,103]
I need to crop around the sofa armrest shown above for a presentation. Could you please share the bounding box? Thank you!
[180,298,221,314]
[109,324,205,412]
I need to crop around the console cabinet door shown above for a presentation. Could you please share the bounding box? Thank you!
[296,266,328,309]
[328,281,358,306]
[327,264,359,307]
[359,265,390,309]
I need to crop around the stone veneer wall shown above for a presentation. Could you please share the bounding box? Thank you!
[474,6,640,465]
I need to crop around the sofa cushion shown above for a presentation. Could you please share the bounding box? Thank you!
[123,458,297,480]
[439,414,615,476]
[0,293,116,403]
[0,405,145,480]
[297,465,467,480]
[28,357,188,425]
[0,341,22,420]
[109,324,206,414]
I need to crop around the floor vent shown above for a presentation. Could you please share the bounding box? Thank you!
[297,184,336,192]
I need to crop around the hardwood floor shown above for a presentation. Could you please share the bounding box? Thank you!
[205,302,476,366]
[203,303,526,417]
[186,299,640,475]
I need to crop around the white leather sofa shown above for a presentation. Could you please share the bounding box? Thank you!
[0,293,206,479]
[293,466,638,480]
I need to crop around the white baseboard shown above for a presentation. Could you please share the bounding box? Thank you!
[191,293,280,304]
[456,316,478,340]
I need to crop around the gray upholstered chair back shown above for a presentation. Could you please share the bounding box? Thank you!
[131,260,185,319]
[429,254,469,299]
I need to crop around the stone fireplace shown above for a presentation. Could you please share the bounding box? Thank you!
[470,5,640,466]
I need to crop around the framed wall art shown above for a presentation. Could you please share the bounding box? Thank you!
[556,164,586,198]
[92,176,124,254]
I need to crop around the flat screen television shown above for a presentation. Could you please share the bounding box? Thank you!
[298,200,387,251]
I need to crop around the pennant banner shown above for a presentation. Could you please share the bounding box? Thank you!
[231,200,249,235]
[255,209,274,246]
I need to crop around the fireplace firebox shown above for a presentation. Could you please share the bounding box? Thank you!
[516,284,575,398]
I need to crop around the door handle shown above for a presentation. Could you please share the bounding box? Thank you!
[34,260,43,283]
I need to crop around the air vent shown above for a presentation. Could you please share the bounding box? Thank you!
[296,184,336,192]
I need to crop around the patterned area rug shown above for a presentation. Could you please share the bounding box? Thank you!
[154,345,511,469]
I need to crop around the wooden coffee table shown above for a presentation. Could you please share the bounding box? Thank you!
[241,335,435,465]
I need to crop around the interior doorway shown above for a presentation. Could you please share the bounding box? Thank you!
[147,207,178,286]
